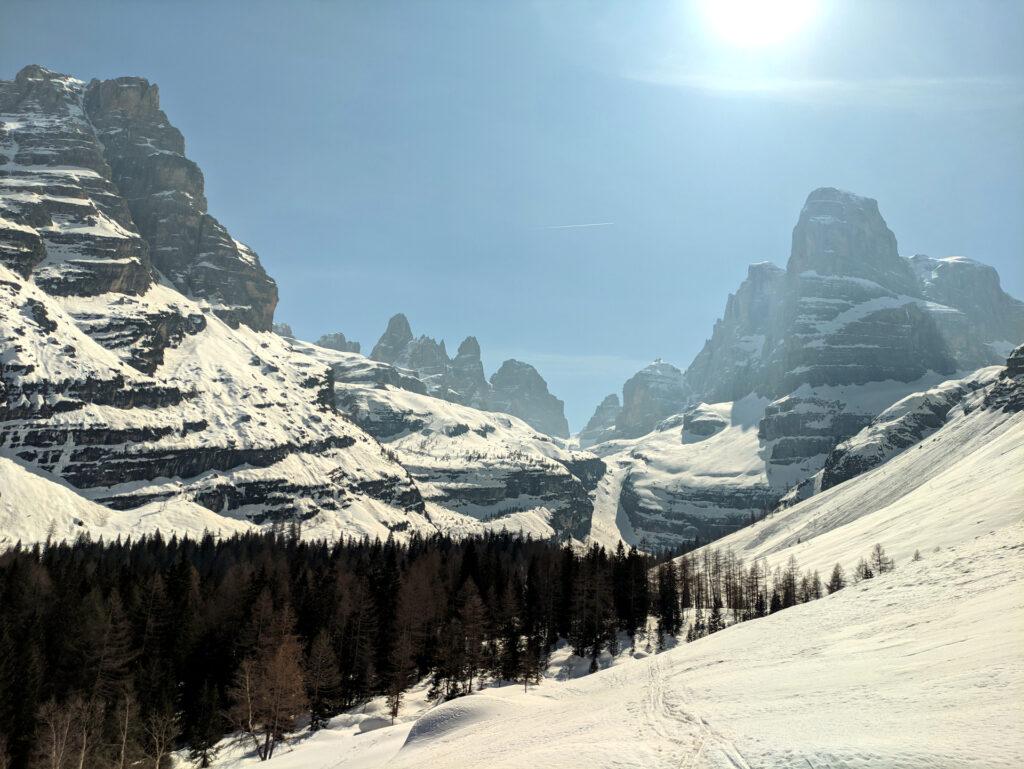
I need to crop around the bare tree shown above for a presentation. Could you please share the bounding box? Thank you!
[111,690,143,769]
[229,634,308,761]
[31,697,100,769]
[142,709,179,769]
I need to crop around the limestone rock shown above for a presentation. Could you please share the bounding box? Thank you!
[83,74,278,330]
[316,331,360,353]
[369,314,570,437]
[615,360,689,439]
[370,313,414,364]
[578,394,621,448]
[488,359,570,439]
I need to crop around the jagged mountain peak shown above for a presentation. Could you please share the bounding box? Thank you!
[371,312,415,363]
[0,64,278,330]
[366,314,570,437]
[456,335,481,358]
[489,359,569,438]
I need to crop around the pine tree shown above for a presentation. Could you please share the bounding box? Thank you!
[306,631,342,730]
[184,682,222,768]
[853,558,874,582]
[870,543,894,574]
[826,563,846,594]
[386,631,416,722]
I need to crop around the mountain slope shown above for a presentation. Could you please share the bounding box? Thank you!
[204,381,1024,766]
[0,456,255,546]
[294,340,604,539]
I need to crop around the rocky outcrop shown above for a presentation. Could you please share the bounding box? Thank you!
[578,394,621,448]
[368,314,570,437]
[615,360,689,439]
[83,75,277,330]
[488,359,570,438]
[683,189,1014,405]
[447,336,489,407]
[316,331,360,353]
[684,262,785,404]
[370,313,414,363]
[983,344,1024,413]
[0,66,152,297]
[911,255,1024,366]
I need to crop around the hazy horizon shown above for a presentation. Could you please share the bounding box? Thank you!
[3,0,1022,429]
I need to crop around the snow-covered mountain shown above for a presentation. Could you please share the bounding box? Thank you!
[0,65,601,544]
[585,188,1024,547]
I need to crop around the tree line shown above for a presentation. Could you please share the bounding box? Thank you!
[0,531,659,767]
[0,529,900,767]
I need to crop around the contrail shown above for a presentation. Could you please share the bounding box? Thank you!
[542,221,615,230]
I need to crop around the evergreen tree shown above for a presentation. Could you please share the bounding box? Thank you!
[306,631,342,730]
[827,563,846,594]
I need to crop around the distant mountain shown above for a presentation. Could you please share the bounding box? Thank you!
[577,393,620,448]
[369,313,570,437]
[586,188,1024,548]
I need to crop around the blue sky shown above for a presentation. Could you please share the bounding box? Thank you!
[3,0,1022,429]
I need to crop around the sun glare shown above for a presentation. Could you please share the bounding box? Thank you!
[701,0,816,48]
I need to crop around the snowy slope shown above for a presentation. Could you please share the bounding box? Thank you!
[684,377,1023,577]
[587,396,774,549]
[201,506,1023,769]
[586,372,968,550]
[0,263,445,543]
[0,457,255,546]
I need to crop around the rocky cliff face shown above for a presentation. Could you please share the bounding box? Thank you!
[82,73,278,330]
[684,262,785,404]
[614,360,689,439]
[488,359,570,438]
[368,313,570,437]
[685,188,1016,403]
[578,393,621,448]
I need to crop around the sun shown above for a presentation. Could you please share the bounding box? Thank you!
[700,0,817,48]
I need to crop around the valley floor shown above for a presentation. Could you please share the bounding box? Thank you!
[196,520,1024,769]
